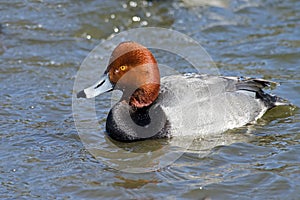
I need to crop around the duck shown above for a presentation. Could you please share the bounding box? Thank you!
[77,41,289,142]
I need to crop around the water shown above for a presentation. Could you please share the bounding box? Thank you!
[1,0,299,199]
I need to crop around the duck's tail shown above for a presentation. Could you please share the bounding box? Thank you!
[232,76,291,109]
[255,90,291,109]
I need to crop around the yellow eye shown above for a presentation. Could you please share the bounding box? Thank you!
[119,65,127,71]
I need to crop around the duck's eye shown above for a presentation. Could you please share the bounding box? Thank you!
[119,65,127,71]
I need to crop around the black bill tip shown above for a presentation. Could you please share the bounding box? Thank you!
[77,90,86,98]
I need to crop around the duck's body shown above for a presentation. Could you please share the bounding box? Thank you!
[159,74,284,137]
[77,41,288,142]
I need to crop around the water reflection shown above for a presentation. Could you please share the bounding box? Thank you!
[113,175,160,189]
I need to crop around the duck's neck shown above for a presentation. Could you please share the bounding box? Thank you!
[127,83,160,109]
[119,63,161,109]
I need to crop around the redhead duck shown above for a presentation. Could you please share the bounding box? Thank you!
[77,41,288,142]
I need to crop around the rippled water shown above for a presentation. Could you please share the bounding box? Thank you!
[1,0,299,199]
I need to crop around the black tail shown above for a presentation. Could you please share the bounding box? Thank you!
[235,77,291,109]
[255,90,290,109]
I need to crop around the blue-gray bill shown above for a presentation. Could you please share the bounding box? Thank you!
[77,73,113,98]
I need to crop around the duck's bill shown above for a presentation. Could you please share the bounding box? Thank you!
[77,73,113,98]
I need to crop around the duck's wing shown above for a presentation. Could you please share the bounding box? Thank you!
[221,76,276,91]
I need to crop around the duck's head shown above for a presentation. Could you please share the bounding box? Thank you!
[77,41,169,141]
[77,41,160,108]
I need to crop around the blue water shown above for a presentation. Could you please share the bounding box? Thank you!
[0,0,299,199]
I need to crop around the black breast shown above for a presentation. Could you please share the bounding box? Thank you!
[106,101,170,142]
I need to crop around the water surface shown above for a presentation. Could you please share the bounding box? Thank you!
[0,0,299,199]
